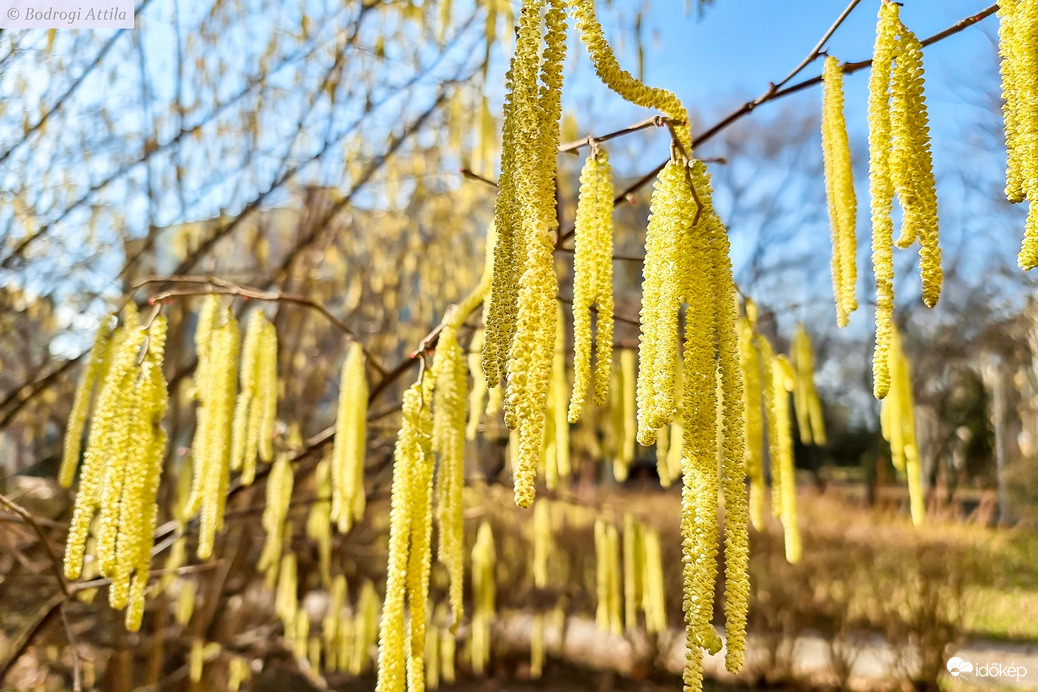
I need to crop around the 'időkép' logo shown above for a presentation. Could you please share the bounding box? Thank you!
[947,656,1027,682]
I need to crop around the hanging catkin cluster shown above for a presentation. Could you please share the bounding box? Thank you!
[62,307,169,631]
[737,302,766,530]
[821,56,859,328]
[568,146,615,421]
[376,376,436,692]
[432,316,467,629]
[867,2,942,399]
[998,0,1038,269]
[481,0,568,509]
[880,324,924,525]
[470,521,496,675]
[331,341,368,533]
[791,325,827,446]
[230,310,278,486]
[186,295,241,559]
[674,161,750,681]
[544,302,571,488]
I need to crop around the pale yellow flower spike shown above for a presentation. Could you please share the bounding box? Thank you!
[737,312,765,530]
[890,26,942,308]
[376,381,421,692]
[405,376,436,692]
[186,295,220,518]
[482,0,542,389]
[432,323,466,628]
[569,0,692,153]
[256,319,279,465]
[868,2,899,400]
[532,499,551,589]
[547,302,571,487]
[60,316,113,488]
[197,312,240,560]
[773,356,802,564]
[821,56,858,327]
[471,522,496,674]
[622,513,643,631]
[258,452,293,587]
[509,0,567,509]
[331,342,368,533]
[230,310,263,478]
[569,150,603,422]
[591,149,615,407]
[694,159,749,674]
[465,329,487,440]
[999,0,1026,205]
[73,311,141,585]
[679,169,722,659]
[884,325,925,525]
[793,325,827,446]
[121,315,170,628]
[635,161,685,445]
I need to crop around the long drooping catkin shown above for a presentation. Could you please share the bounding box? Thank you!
[376,379,429,692]
[737,306,765,530]
[569,0,691,151]
[821,56,858,327]
[791,324,826,446]
[890,26,941,308]
[197,312,240,560]
[999,1,1038,269]
[772,356,802,564]
[868,2,899,400]
[60,317,113,488]
[570,146,615,422]
[881,324,924,525]
[500,0,568,509]
[636,161,686,445]
[332,342,368,533]
[432,321,466,628]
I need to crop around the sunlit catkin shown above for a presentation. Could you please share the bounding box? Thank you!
[64,307,143,581]
[622,513,643,631]
[471,522,496,675]
[821,56,858,327]
[532,499,551,589]
[502,0,568,510]
[197,312,240,560]
[570,0,691,151]
[868,2,899,400]
[882,325,924,525]
[545,302,570,488]
[60,316,113,488]
[332,342,368,533]
[890,26,942,307]
[230,310,274,486]
[433,322,466,629]
[738,309,765,530]
[569,147,615,421]
[998,1,1038,268]
[258,452,294,587]
[636,161,686,444]
[641,527,668,634]
[792,325,827,446]
[482,0,544,388]
[772,356,802,564]
[465,329,487,440]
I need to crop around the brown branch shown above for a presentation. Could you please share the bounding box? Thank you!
[460,167,498,188]
[131,275,388,376]
[557,115,671,155]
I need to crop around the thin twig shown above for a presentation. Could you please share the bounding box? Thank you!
[557,115,671,154]
[132,275,388,376]
[460,167,498,188]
